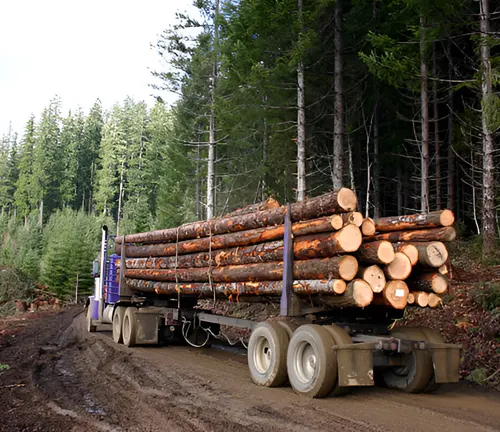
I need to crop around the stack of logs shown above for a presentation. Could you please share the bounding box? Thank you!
[114,189,456,310]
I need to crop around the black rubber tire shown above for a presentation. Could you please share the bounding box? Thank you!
[323,325,353,396]
[112,306,127,344]
[86,307,97,333]
[248,322,290,387]
[287,325,337,398]
[420,327,445,393]
[122,308,138,347]
[381,327,434,393]
[278,320,299,338]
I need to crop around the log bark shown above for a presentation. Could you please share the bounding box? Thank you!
[357,265,386,293]
[122,255,359,283]
[374,210,455,232]
[408,272,448,294]
[361,217,376,236]
[123,225,362,268]
[322,279,373,307]
[409,291,429,307]
[367,227,456,243]
[224,198,280,217]
[341,211,363,227]
[356,240,394,265]
[115,189,357,245]
[124,278,347,298]
[373,280,409,309]
[393,243,419,266]
[384,252,412,280]
[428,293,442,308]
[116,216,354,258]
[408,241,448,267]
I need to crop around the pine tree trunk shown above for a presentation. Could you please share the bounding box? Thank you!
[433,44,441,210]
[420,14,430,213]
[38,199,43,227]
[116,160,125,236]
[195,140,201,220]
[296,0,306,202]
[206,0,220,220]
[262,111,268,200]
[447,42,456,213]
[480,0,497,255]
[373,100,380,219]
[332,0,344,190]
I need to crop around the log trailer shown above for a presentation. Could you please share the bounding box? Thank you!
[87,214,461,398]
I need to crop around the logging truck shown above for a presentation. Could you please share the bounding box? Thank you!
[86,191,461,398]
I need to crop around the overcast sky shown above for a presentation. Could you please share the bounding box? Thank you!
[0,0,196,137]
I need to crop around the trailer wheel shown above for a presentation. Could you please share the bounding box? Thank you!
[112,306,127,344]
[420,327,444,393]
[248,322,289,387]
[122,308,138,347]
[287,325,337,398]
[381,327,433,393]
[86,307,97,333]
[323,325,353,396]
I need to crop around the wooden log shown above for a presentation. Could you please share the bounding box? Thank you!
[123,225,362,268]
[366,227,456,243]
[321,279,373,307]
[428,293,442,308]
[115,188,357,245]
[408,272,448,294]
[124,278,347,298]
[383,252,412,280]
[223,197,280,217]
[341,211,364,227]
[373,280,409,309]
[393,243,419,266]
[356,240,394,265]
[410,242,448,267]
[357,265,386,293]
[410,291,429,307]
[407,293,415,304]
[361,217,376,236]
[374,210,455,232]
[123,255,359,283]
[116,216,354,258]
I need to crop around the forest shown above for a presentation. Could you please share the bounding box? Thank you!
[0,0,499,299]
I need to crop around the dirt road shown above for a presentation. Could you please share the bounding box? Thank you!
[1,307,499,432]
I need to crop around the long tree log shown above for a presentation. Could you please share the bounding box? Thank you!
[384,252,412,280]
[223,197,280,217]
[341,211,363,227]
[116,216,357,258]
[356,240,394,264]
[122,255,359,283]
[357,265,386,293]
[408,272,448,294]
[428,293,442,308]
[366,227,456,243]
[115,188,357,245]
[124,278,347,298]
[321,279,373,307]
[372,280,409,309]
[408,291,429,307]
[122,225,362,268]
[393,243,419,266]
[361,217,376,236]
[374,210,455,232]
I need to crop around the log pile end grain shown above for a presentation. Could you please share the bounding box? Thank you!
[361,217,376,236]
[384,252,412,280]
[393,243,418,266]
[357,265,386,293]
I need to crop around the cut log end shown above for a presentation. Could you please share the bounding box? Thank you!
[331,279,347,294]
[338,255,359,281]
[376,280,409,309]
[378,241,396,264]
[358,264,386,293]
[439,209,455,227]
[336,223,363,252]
[420,242,449,267]
[407,293,415,304]
[361,217,376,236]
[342,211,364,227]
[330,214,344,230]
[412,291,429,307]
[395,244,418,266]
[349,279,374,307]
[337,188,358,212]
[428,293,442,308]
[384,252,412,280]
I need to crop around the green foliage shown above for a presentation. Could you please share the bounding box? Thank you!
[473,283,500,312]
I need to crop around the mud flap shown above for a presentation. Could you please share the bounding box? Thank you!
[337,343,375,387]
[427,342,461,383]
[135,311,160,344]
